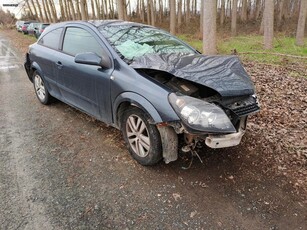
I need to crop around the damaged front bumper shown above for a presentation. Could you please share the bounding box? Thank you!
[205,116,247,148]
[158,117,247,164]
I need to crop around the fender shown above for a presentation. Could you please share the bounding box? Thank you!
[113,92,163,128]
[30,61,43,77]
[30,61,55,96]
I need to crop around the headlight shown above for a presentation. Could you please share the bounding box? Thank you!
[168,93,236,133]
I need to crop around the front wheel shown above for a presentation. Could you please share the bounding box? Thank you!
[33,71,52,105]
[121,107,162,166]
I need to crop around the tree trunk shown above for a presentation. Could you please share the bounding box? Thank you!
[203,0,217,55]
[150,0,155,26]
[140,0,145,22]
[186,0,190,23]
[178,0,182,29]
[43,0,50,21]
[159,0,163,23]
[231,0,238,36]
[30,0,39,20]
[117,0,125,20]
[90,0,96,19]
[170,0,176,35]
[74,0,81,19]
[277,0,284,25]
[35,0,44,21]
[264,0,274,49]
[200,0,204,35]
[254,0,262,20]
[147,0,151,25]
[68,0,76,20]
[95,0,101,19]
[80,0,87,20]
[26,1,34,18]
[296,0,307,46]
[220,0,225,25]
[241,0,248,22]
[44,0,53,22]
[48,0,58,22]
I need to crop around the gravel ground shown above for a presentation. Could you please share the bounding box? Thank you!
[0,30,306,229]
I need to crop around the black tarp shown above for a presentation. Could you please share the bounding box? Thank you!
[130,53,255,97]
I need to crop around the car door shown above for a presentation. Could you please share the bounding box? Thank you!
[34,27,64,99]
[56,26,114,122]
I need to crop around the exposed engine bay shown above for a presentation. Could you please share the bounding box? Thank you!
[139,69,260,130]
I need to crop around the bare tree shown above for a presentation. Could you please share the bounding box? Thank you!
[185,0,190,23]
[117,0,125,20]
[80,0,87,20]
[296,0,307,46]
[264,0,274,49]
[200,0,204,35]
[25,0,34,18]
[178,0,182,29]
[170,0,176,35]
[35,0,44,21]
[203,0,217,55]
[30,0,39,20]
[150,0,155,26]
[220,0,225,25]
[241,0,248,22]
[43,0,50,21]
[231,0,238,36]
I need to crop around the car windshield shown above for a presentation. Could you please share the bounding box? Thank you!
[99,25,196,61]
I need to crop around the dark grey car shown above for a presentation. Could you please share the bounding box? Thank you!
[24,20,259,165]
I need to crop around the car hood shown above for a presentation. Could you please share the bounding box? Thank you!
[130,53,255,97]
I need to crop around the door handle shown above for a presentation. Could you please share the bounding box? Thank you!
[56,61,63,69]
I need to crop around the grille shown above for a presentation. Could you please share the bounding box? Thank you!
[225,95,260,117]
[232,103,260,116]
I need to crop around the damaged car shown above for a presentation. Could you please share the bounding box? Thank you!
[24,20,260,165]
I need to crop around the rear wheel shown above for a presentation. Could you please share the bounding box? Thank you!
[121,107,162,166]
[33,71,52,105]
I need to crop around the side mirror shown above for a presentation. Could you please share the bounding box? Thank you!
[74,52,102,66]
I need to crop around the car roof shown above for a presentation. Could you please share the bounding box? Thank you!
[41,20,155,40]
[88,20,153,28]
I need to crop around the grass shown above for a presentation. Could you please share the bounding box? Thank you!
[178,34,307,64]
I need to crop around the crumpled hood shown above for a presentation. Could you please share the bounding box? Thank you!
[130,53,255,97]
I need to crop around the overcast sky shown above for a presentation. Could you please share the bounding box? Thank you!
[0,0,24,18]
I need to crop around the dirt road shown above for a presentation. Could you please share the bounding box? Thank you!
[0,33,306,229]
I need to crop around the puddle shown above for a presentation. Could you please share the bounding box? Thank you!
[0,38,22,71]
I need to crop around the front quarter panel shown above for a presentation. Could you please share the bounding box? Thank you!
[111,63,180,127]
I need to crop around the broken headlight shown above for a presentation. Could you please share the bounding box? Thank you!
[168,93,236,133]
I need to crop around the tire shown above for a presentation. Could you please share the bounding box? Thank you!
[121,107,162,166]
[32,71,52,105]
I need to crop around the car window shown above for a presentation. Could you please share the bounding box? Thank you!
[38,28,62,50]
[62,27,103,57]
[99,25,195,61]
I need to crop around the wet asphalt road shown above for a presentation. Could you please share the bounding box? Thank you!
[0,33,306,230]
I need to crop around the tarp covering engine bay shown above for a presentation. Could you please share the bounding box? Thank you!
[130,53,255,97]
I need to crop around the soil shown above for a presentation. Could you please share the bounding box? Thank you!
[0,29,306,229]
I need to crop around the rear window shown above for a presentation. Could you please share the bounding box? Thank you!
[38,28,62,50]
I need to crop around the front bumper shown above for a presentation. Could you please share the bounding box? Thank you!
[205,128,245,148]
[204,116,247,148]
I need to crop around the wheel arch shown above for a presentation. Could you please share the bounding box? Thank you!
[113,92,163,129]
[28,61,42,82]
